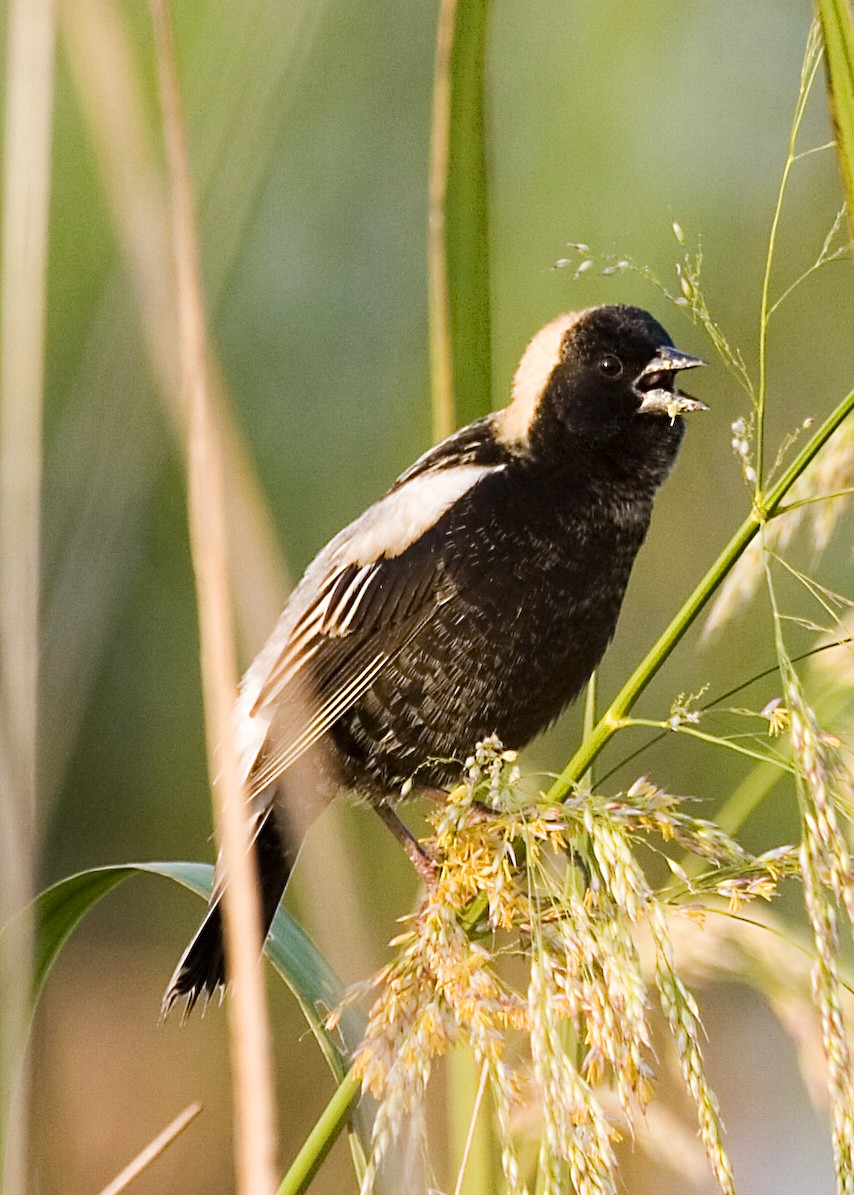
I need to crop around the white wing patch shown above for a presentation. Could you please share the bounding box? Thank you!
[233,458,503,789]
[342,464,498,565]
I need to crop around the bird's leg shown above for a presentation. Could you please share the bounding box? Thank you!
[374,801,438,886]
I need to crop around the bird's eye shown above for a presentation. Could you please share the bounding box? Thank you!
[598,354,623,379]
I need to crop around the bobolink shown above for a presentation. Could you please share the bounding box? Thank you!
[166,303,705,1011]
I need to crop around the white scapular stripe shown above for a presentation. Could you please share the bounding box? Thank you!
[342,463,497,564]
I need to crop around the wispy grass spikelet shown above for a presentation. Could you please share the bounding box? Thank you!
[649,906,735,1195]
[705,415,854,637]
[557,232,753,399]
[807,415,854,551]
[529,950,618,1195]
[583,791,736,1192]
[786,670,854,1190]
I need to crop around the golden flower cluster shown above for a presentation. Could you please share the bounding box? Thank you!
[348,739,792,1194]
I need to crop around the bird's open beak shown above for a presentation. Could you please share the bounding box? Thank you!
[636,345,708,417]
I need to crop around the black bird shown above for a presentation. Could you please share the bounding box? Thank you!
[165,303,705,1012]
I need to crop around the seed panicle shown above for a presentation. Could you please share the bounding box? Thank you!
[346,740,792,1193]
[785,671,854,1192]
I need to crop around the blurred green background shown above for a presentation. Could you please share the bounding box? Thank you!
[21,0,854,1191]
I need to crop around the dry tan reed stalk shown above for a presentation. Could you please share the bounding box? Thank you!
[95,1103,203,1195]
[59,0,288,650]
[0,0,55,1190]
[150,3,278,1191]
[59,0,372,971]
[0,0,54,890]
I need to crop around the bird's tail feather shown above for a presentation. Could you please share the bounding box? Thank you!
[162,810,292,1017]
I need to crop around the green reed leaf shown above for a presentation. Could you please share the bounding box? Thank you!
[817,0,854,246]
[429,0,493,438]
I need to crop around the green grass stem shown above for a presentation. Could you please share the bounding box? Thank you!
[547,383,854,801]
[275,1069,361,1195]
[755,24,824,491]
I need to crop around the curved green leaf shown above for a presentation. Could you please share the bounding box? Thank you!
[33,864,138,998]
[266,897,365,1079]
[17,862,364,1079]
[15,861,373,1185]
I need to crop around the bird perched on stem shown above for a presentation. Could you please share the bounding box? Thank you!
[165,303,706,1013]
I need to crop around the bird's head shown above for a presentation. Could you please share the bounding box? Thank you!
[497,305,706,459]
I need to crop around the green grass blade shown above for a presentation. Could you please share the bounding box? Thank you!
[12,862,363,1080]
[31,865,138,998]
[17,862,372,1182]
[429,0,493,438]
[264,903,364,1081]
[817,0,854,245]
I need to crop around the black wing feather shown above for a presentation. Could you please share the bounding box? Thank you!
[244,541,456,801]
[240,426,506,801]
